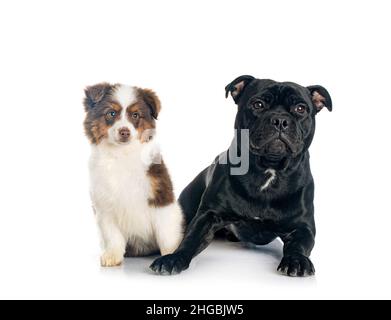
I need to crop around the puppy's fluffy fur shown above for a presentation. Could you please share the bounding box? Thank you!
[84,83,184,267]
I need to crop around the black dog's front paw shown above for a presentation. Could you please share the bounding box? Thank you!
[277,254,315,277]
[150,253,190,275]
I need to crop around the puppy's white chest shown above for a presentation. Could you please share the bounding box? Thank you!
[89,143,154,239]
[91,150,149,202]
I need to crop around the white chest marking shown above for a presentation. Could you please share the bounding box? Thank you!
[89,141,154,241]
[260,169,276,192]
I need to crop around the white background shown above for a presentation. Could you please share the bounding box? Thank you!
[0,0,390,300]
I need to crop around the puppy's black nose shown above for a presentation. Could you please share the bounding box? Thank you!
[119,127,131,138]
[271,116,290,131]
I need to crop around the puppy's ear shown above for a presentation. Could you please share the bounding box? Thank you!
[84,83,112,111]
[225,75,255,103]
[138,88,161,120]
[307,85,332,113]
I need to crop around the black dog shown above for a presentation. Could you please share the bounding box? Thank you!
[150,75,332,277]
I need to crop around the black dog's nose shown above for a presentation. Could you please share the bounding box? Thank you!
[271,116,290,131]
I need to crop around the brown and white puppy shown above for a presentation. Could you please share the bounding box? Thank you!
[83,83,184,267]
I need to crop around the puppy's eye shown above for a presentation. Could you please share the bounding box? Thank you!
[132,112,140,119]
[252,101,264,110]
[106,110,117,119]
[294,105,306,114]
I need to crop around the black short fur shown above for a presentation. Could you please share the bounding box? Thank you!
[151,76,332,277]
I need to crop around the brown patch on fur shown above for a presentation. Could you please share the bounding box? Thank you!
[137,119,156,142]
[84,117,109,144]
[83,102,122,144]
[147,161,175,208]
[83,83,123,144]
[127,102,157,143]
[136,88,161,120]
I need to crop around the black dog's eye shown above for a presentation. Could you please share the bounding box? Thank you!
[252,101,264,110]
[132,112,140,119]
[105,110,117,120]
[294,105,307,114]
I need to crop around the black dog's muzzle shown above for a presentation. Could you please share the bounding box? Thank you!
[249,115,304,158]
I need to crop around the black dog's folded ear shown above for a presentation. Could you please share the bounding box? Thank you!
[307,85,332,113]
[84,83,113,111]
[225,75,255,103]
[138,88,161,120]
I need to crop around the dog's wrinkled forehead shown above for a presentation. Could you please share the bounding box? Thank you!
[244,81,312,108]
[226,75,332,114]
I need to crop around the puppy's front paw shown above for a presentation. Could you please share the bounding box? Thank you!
[100,251,124,267]
[277,254,315,277]
[150,253,190,275]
